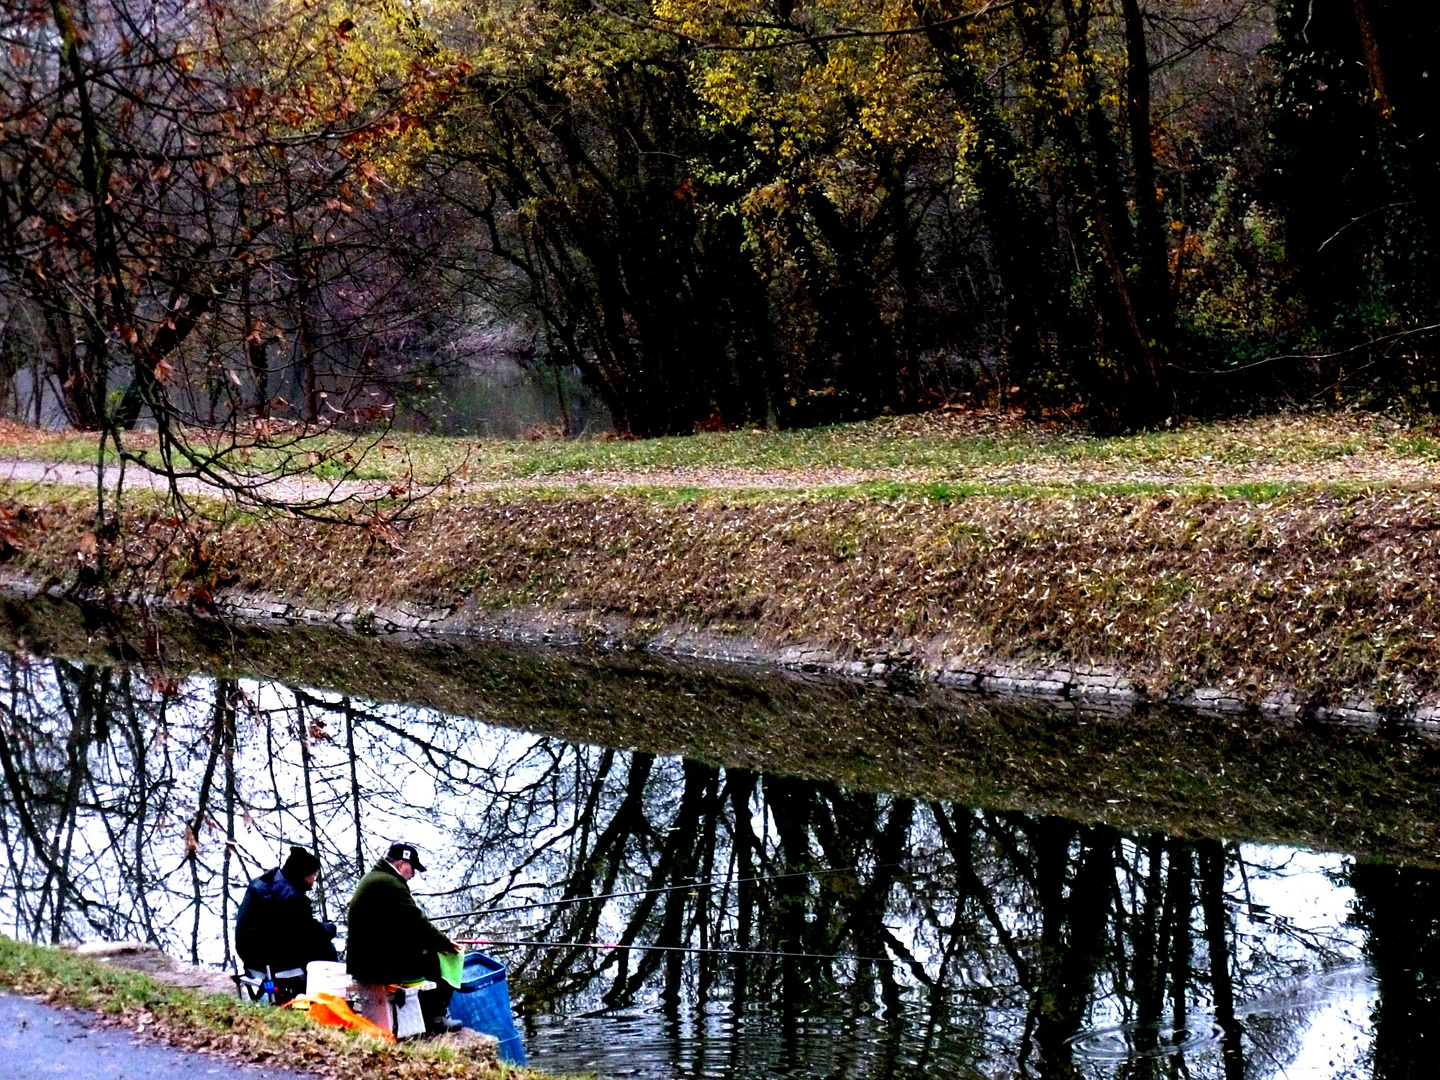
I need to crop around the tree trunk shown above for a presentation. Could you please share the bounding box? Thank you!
[1122,0,1174,348]
[295,259,319,424]
[1351,0,1394,121]
[1045,0,1171,425]
[917,1,1057,393]
[236,194,271,416]
[1198,841,1245,1080]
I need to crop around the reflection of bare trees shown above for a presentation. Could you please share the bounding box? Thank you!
[0,655,467,957]
[451,761,1362,1080]
[1348,862,1440,1080]
[0,656,157,942]
[1198,841,1244,1080]
[0,651,1400,1079]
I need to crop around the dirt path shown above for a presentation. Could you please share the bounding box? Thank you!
[0,460,387,506]
[3,453,1440,505]
[466,455,1440,489]
[0,990,311,1079]
[0,459,926,503]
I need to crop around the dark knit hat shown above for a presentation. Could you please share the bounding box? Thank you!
[282,845,322,879]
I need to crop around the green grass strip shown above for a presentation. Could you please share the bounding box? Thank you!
[0,937,520,1079]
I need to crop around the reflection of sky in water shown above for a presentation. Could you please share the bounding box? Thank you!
[1063,846,1375,1077]
[1268,984,1374,1077]
[1238,850,1374,1077]
[1084,846,1373,1076]
[1240,846,1365,964]
[0,658,1410,1080]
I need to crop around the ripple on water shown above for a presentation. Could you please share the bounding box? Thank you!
[1067,1018,1227,1062]
[1066,961,1379,1065]
[524,997,979,1080]
[1235,962,1378,1019]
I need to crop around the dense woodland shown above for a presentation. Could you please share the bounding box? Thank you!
[0,0,1435,440]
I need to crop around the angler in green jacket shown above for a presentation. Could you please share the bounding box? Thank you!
[347,841,460,1034]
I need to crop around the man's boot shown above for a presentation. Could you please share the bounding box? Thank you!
[421,985,461,1035]
[429,1012,463,1035]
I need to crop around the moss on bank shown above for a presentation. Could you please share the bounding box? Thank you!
[0,938,509,1079]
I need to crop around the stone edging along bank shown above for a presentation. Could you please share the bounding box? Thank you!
[8,485,1440,732]
[193,591,1440,732]
[4,572,1435,734]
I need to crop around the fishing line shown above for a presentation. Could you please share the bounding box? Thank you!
[454,937,896,964]
[434,863,901,924]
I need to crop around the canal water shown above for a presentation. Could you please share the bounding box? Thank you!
[0,642,1432,1079]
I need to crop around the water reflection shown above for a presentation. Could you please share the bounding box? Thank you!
[0,650,1428,1078]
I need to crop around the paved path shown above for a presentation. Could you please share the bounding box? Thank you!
[0,991,311,1079]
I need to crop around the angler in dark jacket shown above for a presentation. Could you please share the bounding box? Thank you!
[235,845,337,1003]
[347,841,459,1033]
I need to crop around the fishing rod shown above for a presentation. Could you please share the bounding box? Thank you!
[434,864,899,924]
[453,937,896,964]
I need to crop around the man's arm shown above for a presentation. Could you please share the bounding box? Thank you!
[390,880,456,954]
[297,893,337,947]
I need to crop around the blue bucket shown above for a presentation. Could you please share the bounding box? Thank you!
[450,951,526,1064]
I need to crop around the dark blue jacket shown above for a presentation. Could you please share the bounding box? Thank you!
[235,867,336,973]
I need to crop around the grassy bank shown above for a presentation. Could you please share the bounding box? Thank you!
[5,478,1440,707]
[3,409,1440,706]
[3,409,1440,489]
[0,938,508,1079]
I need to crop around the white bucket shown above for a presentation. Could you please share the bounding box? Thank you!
[306,960,352,998]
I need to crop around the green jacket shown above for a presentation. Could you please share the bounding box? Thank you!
[346,859,453,984]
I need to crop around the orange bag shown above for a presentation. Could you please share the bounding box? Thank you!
[284,991,396,1042]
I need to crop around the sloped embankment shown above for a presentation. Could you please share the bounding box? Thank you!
[4,483,1440,717]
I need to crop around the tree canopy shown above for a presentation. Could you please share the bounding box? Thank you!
[2,0,1436,441]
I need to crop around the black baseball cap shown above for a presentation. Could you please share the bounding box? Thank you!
[386,842,427,872]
